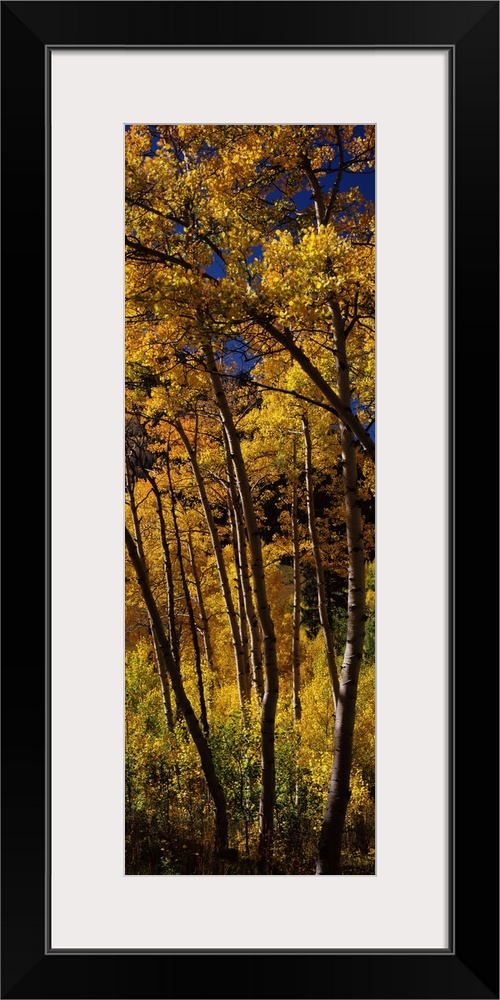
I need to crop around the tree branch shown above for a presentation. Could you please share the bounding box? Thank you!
[323,127,345,227]
[251,311,375,463]
[125,236,217,281]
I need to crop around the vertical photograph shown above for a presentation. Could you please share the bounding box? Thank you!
[124,125,375,875]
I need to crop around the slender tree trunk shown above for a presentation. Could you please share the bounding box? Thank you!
[301,169,368,875]
[223,426,264,703]
[146,471,179,663]
[126,462,174,731]
[186,528,216,689]
[165,452,209,738]
[148,623,175,732]
[125,527,229,852]
[204,340,278,868]
[315,299,367,875]
[291,439,302,722]
[228,497,252,699]
[302,415,339,709]
[175,420,249,710]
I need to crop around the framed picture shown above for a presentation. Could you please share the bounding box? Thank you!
[2,2,498,998]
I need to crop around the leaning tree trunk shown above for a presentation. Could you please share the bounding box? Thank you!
[165,452,209,737]
[126,461,174,731]
[291,438,302,723]
[186,528,216,693]
[223,426,264,703]
[145,471,180,664]
[204,340,278,869]
[175,420,249,711]
[148,624,174,732]
[302,415,339,710]
[125,527,229,852]
[315,298,367,875]
[228,497,252,701]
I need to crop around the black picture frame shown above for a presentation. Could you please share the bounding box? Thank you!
[1,3,498,998]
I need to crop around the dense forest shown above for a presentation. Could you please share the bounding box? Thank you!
[125,124,375,875]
